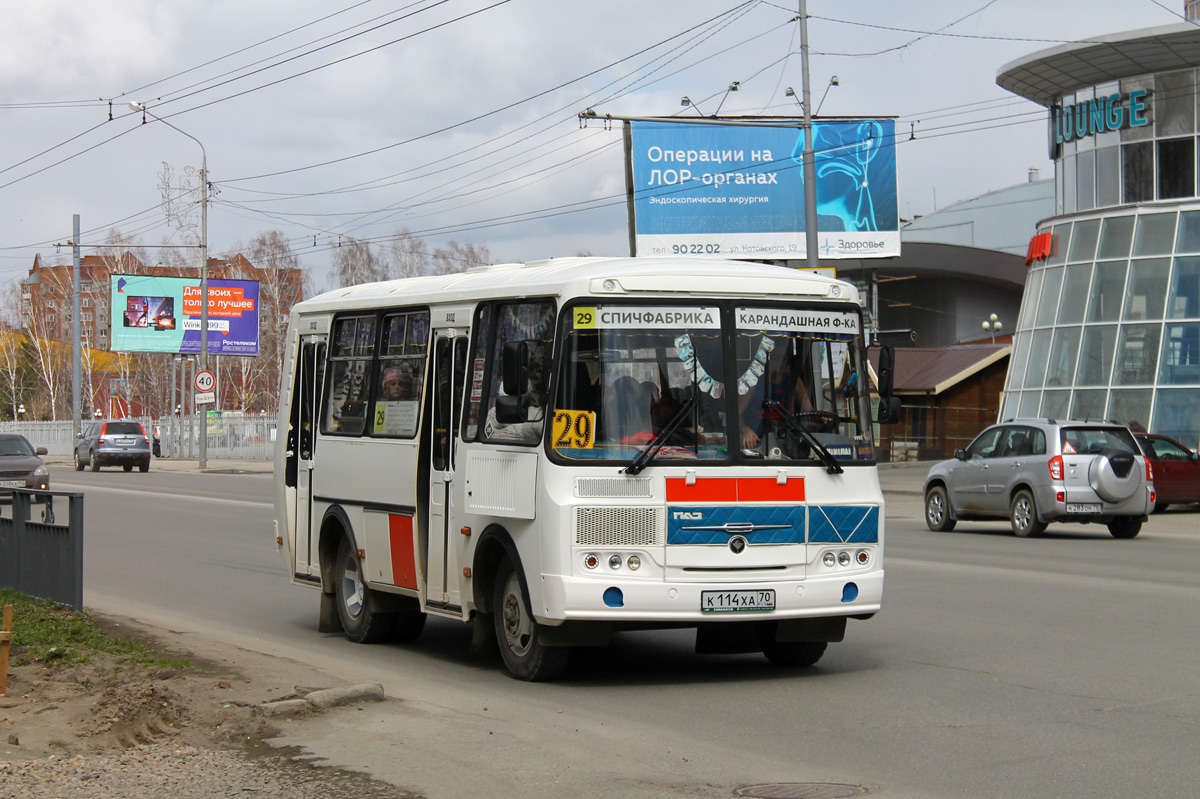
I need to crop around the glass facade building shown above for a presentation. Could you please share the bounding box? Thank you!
[999,26,1200,448]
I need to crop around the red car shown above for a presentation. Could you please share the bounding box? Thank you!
[1136,433,1200,511]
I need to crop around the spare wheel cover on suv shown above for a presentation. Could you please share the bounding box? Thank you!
[1089,448,1139,503]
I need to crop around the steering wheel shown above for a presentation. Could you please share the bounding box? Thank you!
[794,409,839,433]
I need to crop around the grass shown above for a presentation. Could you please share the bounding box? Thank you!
[0,587,191,670]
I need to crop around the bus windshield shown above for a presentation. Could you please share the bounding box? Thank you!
[551,302,875,465]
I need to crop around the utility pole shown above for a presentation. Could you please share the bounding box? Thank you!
[799,0,820,271]
[72,215,81,438]
[129,101,209,468]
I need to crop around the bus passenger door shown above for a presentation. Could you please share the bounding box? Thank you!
[427,329,469,608]
[290,335,325,579]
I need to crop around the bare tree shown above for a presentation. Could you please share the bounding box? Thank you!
[431,240,491,275]
[0,283,26,417]
[388,228,430,278]
[331,237,387,288]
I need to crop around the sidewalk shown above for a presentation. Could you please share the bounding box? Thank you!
[45,455,274,475]
[876,459,929,496]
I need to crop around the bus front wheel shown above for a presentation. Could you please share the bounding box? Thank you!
[335,537,394,643]
[761,639,827,667]
[492,557,568,681]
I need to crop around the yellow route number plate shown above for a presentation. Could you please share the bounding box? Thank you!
[552,409,595,450]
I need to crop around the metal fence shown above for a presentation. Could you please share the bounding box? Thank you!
[0,490,84,611]
[0,415,277,460]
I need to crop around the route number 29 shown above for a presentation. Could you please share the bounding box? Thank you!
[553,410,595,450]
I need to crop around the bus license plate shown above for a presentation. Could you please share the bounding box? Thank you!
[700,590,775,613]
[1067,503,1101,513]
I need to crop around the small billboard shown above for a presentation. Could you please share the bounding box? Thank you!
[626,119,899,260]
[110,274,260,355]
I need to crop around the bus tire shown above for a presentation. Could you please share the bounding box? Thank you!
[761,639,827,668]
[334,536,394,643]
[392,610,427,643]
[492,556,568,681]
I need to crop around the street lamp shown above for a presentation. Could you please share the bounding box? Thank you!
[17,403,25,420]
[982,313,1003,344]
[129,101,209,468]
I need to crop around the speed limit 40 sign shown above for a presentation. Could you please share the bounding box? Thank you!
[195,370,216,405]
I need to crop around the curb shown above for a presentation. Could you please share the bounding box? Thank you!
[258,682,386,717]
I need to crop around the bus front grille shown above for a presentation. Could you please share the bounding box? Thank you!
[574,506,664,547]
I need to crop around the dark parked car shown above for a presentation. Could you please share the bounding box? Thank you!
[923,418,1154,538]
[0,433,50,498]
[1136,433,1200,511]
[74,419,152,472]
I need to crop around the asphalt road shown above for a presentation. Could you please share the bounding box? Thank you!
[46,464,1200,799]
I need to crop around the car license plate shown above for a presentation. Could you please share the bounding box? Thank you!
[700,589,775,613]
[1067,503,1101,513]
[0,480,24,488]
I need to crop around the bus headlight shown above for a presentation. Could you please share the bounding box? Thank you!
[837,551,851,567]
[608,554,622,570]
[856,549,870,566]
[823,552,836,567]
[626,555,641,571]
[584,554,599,570]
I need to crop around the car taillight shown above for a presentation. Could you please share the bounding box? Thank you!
[99,423,107,444]
[1145,458,1153,481]
[139,424,149,444]
[1048,455,1064,481]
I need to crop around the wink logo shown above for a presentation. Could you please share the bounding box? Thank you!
[672,511,703,521]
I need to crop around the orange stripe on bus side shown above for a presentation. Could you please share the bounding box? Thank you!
[389,514,418,590]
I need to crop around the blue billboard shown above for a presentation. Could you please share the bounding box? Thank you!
[628,119,899,259]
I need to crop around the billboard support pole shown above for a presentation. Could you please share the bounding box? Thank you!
[799,0,820,271]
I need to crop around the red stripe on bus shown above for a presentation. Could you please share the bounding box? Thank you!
[665,477,805,502]
[665,478,737,502]
[389,514,418,590]
[736,477,805,502]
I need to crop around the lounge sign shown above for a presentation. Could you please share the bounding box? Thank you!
[1051,90,1150,148]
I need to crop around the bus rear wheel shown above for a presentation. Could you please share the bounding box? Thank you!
[334,537,394,643]
[492,556,568,681]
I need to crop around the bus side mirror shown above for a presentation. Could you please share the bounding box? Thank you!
[495,394,528,424]
[875,344,901,424]
[877,396,902,425]
[502,340,530,397]
[877,344,896,397]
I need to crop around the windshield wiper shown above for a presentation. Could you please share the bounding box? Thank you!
[764,400,844,474]
[623,397,696,475]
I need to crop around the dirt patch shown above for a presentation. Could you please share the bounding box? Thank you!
[0,613,418,798]
[2,616,279,760]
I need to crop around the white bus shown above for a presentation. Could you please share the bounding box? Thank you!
[274,257,901,680]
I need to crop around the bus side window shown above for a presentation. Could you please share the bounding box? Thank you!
[322,315,376,436]
[482,301,555,445]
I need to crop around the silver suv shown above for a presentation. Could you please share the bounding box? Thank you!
[923,419,1154,538]
[74,419,152,472]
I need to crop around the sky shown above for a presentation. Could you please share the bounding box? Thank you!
[0,0,1191,295]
